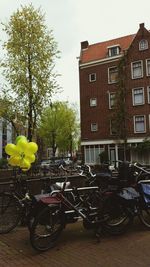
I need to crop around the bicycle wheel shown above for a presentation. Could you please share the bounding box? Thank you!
[139,206,150,228]
[102,195,132,235]
[0,192,22,234]
[30,205,65,251]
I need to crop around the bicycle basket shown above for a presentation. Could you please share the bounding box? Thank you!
[140,183,150,203]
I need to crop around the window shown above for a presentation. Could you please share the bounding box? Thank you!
[110,119,117,135]
[91,123,98,132]
[146,59,150,76]
[132,88,144,105]
[84,145,104,165]
[109,92,116,109]
[147,87,150,103]
[90,98,97,107]
[89,73,96,82]
[139,39,148,51]
[108,66,118,83]
[2,120,7,136]
[108,46,120,57]
[131,61,143,79]
[134,115,146,133]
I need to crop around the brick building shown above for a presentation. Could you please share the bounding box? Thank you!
[79,23,150,165]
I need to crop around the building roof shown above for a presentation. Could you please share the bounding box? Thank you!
[80,34,135,64]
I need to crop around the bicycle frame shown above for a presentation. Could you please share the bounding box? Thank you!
[40,185,104,225]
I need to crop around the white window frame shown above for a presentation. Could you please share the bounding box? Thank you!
[146,59,150,76]
[108,45,120,57]
[139,39,148,51]
[89,73,96,82]
[91,123,98,132]
[147,86,150,104]
[131,60,143,79]
[108,66,118,84]
[109,92,116,109]
[90,98,97,107]
[134,115,146,133]
[84,145,104,165]
[132,87,145,106]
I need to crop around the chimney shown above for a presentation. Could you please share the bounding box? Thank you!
[139,23,144,29]
[81,41,89,50]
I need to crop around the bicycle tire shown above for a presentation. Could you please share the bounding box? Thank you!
[139,206,150,228]
[102,195,133,235]
[30,205,65,251]
[0,192,22,234]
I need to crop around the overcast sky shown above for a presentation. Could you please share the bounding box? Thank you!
[0,0,150,107]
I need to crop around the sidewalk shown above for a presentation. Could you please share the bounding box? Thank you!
[0,220,150,267]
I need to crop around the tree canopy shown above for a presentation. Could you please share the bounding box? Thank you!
[0,96,25,135]
[1,4,60,140]
[39,101,79,156]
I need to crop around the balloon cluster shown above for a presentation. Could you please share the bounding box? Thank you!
[5,136,38,171]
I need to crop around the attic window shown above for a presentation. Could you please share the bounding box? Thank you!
[139,39,148,51]
[108,45,120,57]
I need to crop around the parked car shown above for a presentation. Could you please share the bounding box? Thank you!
[64,158,73,165]
[40,160,52,169]
[40,158,73,170]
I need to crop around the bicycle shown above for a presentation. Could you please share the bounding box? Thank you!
[29,170,132,252]
[72,162,150,234]
[0,168,59,234]
[0,175,33,234]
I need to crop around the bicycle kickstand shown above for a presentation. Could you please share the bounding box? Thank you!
[95,226,102,243]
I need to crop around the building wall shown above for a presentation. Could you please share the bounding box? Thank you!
[80,58,122,141]
[79,23,150,164]
[125,25,150,139]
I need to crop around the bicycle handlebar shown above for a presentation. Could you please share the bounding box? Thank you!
[133,162,150,174]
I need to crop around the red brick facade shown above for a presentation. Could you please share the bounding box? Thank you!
[79,23,150,165]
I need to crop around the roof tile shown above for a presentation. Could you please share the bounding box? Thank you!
[80,34,135,63]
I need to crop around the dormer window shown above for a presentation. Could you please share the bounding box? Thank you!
[139,39,148,50]
[108,45,120,57]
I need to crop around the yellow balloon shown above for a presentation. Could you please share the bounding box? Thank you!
[16,139,28,152]
[25,142,38,154]
[14,156,21,166]
[8,155,21,166]
[24,154,35,163]
[16,135,27,144]
[5,144,18,156]
[20,158,31,170]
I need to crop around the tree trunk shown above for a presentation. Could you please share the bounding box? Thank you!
[27,54,33,142]
[52,131,56,157]
[28,107,32,141]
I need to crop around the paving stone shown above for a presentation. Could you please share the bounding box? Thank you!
[0,221,150,267]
